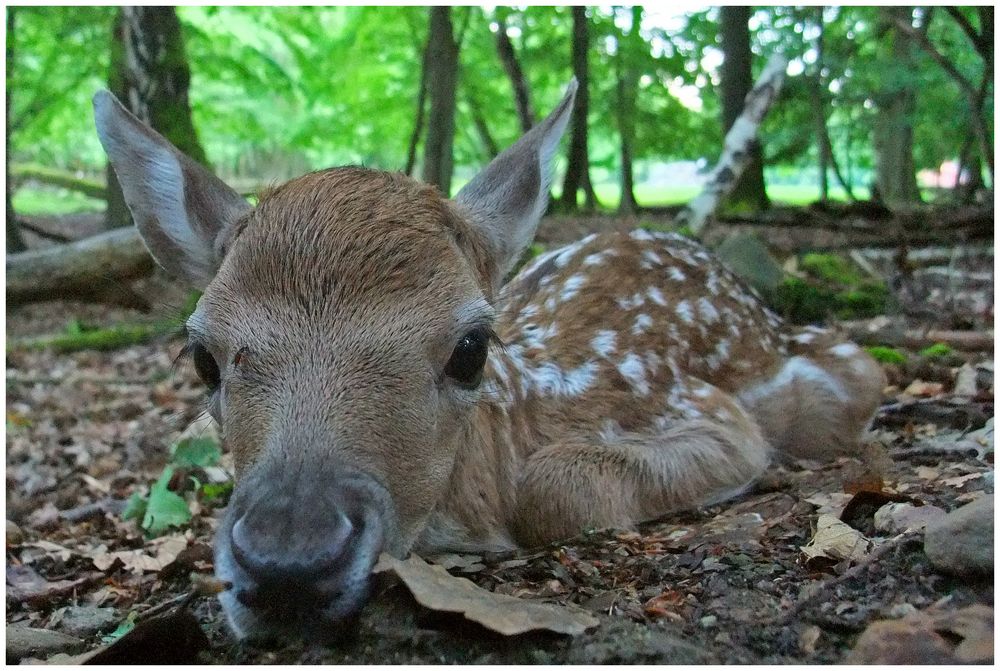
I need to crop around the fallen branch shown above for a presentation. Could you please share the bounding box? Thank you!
[840,319,995,352]
[675,53,789,237]
[6,226,154,308]
[10,163,107,200]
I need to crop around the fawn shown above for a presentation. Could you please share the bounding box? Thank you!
[94,81,884,641]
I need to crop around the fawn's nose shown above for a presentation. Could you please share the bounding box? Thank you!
[229,495,355,609]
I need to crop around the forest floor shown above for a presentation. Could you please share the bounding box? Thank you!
[6,215,995,664]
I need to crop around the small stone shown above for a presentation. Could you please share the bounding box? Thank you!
[873,502,946,535]
[924,495,994,577]
[6,520,24,546]
[6,624,85,664]
[714,233,784,294]
[847,605,992,664]
[55,606,119,638]
[887,603,918,619]
[699,615,718,628]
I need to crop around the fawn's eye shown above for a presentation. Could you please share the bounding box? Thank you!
[444,329,489,388]
[191,343,221,390]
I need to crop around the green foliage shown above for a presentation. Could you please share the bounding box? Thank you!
[101,612,137,644]
[7,323,173,354]
[920,342,954,359]
[800,253,864,286]
[123,434,225,537]
[140,466,193,536]
[864,346,907,365]
[170,438,222,469]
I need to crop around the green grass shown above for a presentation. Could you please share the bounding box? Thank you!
[12,187,104,215]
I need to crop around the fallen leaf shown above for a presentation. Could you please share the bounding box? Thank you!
[952,363,978,398]
[804,492,853,516]
[374,553,598,636]
[799,624,821,654]
[801,514,871,564]
[90,535,188,574]
[941,473,983,489]
[840,490,916,531]
[23,540,77,562]
[6,565,102,606]
[903,380,944,398]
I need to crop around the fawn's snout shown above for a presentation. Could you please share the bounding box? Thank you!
[215,462,392,641]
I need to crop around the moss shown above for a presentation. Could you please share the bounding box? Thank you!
[8,322,176,353]
[801,252,865,286]
[920,342,954,358]
[772,277,830,324]
[864,346,908,365]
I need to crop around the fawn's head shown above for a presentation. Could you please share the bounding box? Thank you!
[94,82,576,640]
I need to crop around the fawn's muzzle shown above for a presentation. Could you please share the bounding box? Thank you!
[214,464,392,641]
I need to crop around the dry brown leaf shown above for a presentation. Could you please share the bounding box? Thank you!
[374,553,598,636]
[804,492,853,516]
[902,380,944,398]
[801,514,871,564]
[90,535,188,574]
[952,363,978,398]
[941,473,983,489]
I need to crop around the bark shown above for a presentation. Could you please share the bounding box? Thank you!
[6,7,26,253]
[719,6,770,211]
[494,11,535,133]
[465,90,500,160]
[403,35,430,176]
[105,7,207,230]
[6,227,154,308]
[873,8,922,205]
[675,54,788,237]
[559,6,599,212]
[421,7,460,195]
[841,320,995,353]
[615,7,642,216]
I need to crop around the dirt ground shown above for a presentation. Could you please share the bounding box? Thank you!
[6,225,995,664]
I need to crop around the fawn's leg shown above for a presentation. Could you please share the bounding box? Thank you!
[738,332,886,461]
[510,379,771,547]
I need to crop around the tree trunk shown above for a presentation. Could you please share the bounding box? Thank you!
[494,11,535,134]
[404,35,430,176]
[615,7,641,216]
[421,7,459,196]
[719,6,770,211]
[6,7,26,253]
[465,90,499,160]
[810,9,829,201]
[873,7,922,205]
[105,7,207,231]
[559,6,599,212]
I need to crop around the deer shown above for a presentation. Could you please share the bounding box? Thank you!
[93,80,885,642]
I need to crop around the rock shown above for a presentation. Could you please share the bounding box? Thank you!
[6,520,24,546]
[873,502,946,535]
[847,605,992,664]
[924,495,993,577]
[55,606,119,638]
[6,624,85,664]
[714,233,784,295]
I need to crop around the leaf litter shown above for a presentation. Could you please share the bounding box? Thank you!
[5,288,995,664]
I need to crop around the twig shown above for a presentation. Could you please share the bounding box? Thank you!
[764,530,919,626]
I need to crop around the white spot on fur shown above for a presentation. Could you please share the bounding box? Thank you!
[525,360,598,397]
[790,332,816,344]
[830,342,860,358]
[668,266,686,282]
[642,250,663,266]
[583,251,609,266]
[632,313,653,335]
[560,274,586,301]
[675,300,695,324]
[697,297,720,323]
[630,228,654,242]
[617,292,646,311]
[591,330,618,357]
[648,287,667,306]
[618,352,650,395]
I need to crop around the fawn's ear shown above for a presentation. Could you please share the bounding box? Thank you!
[93,90,250,289]
[455,79,577,283]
